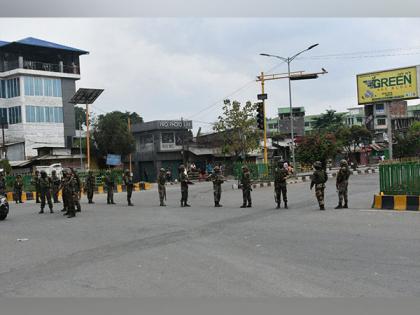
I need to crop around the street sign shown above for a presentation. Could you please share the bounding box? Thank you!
[257,93,267,100]
[106,154,121,166]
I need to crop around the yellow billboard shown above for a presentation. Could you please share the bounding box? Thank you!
[357,66,419,104]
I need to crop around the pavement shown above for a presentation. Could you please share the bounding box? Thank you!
[1,173,420,297]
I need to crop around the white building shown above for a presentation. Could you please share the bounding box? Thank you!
[0,37,88,160]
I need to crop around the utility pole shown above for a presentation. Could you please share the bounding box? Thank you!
[181,117,185,165]
[386,102,393,160]
[1,121,7,160]
[79,122,83,170]
[128,117,132,173]
[260,72,268,164]
[86,103,90,170]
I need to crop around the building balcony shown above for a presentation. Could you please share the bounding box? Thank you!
[2,59,80,75]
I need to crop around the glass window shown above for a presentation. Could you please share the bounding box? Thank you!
[161,132,174,144]
[34,78,43,96]
[0,108,7,125]
[53,79,62,97]
[44,79,53,97]
[8,106,22,124]
[0,81,5,98]
[377,118,386,126]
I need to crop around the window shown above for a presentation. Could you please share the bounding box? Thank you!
[377,118,386,126]
[0,108,7,125]
[0,78,20,98]
[375,104,385,114]
[26,105,63,123]
[357,117,363,123]
[8,106,22,124]
[24,77,62,97]
[0,81,6,98]
[161,132,174,143]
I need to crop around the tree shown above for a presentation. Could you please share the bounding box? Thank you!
[393,121,420,158]
[335,125,372,159]
[75,106,87,128]
[0,159,11,174]
[295,133,339,167]
[313,109,345,133]
[213,100,260,160]
[93,111,136,158]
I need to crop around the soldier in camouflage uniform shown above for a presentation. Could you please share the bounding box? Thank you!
[51,170,61,203]
[38,170,53,214]
[123,169,134,206]
[31,170,41,203]
[62,169,76,218]
[13,175,24,204]
[240,165,252,208]
[178,164,190,207]
[310,161,328,210]
[335,159,351,209]
[274,159,289,209]
[0,172,6,196]
[104,170,116,205]
[70,168,81,212]
[210,165,224,207]
[158,168,166,206]
[60,169,69,212]
[84,170,96,204]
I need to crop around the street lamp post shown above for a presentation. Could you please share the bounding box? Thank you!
[260,44,319,171]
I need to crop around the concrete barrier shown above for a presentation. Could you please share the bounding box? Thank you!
[372,194,420,211]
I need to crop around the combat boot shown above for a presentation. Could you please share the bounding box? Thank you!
[184,202,191,207]
[276,202,280,209]
[284,202,288,209]
[320,205,325,210]
[247,203,252,208]
[343,202,348,208]
[39,209,44,214]
[49,207,54,214]
[335,203,342,209]
[240,204,246,208]
[67,213,75,218]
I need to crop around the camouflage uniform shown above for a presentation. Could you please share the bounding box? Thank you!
[210,166,224,207]
[104,171,115,204]
[84,171,96,204]
[240,166,252,208]
[310,161,328,210]
[0,174,6,196]
[70,168,81,212]
[62,171,77,218]
[51,170,61,203]
[13,176,24,203]
[179,165,190,207]
[39,171,53,214]
[158,168,166,206]
[60,170,69,212]
[123,170,134,206]
[274,163,288,209]
[335,160,351,209]
[31,171,41,203]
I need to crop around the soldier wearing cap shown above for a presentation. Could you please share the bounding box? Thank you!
[240,165,252,208]
[104,170,115,205]
[310,161,328,210]
[335,159,351,209]
[178,164,190,207]
[51,170,61,203]
[84,170,96,204]
[274,158,289,209]
[158,168,167,206]
[70,168,82,212]
[123,169,134,206]
[62,169,76,218]
[31,170,41,203]
[210,165,224,207]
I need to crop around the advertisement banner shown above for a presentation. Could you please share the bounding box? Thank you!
[357,66,419,104]
[106,154,121,166]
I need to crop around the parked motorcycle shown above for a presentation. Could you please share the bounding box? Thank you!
[0,195,9,221]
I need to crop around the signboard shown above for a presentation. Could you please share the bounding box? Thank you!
[158,120,192,129]
[106,154,121,166]
[357,66,419,104]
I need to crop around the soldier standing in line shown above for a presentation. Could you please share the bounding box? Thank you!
[158,168,166,206]
[38,170,53,214]
[13,175,24,204]
[84,170,96,204]
[31,170,41,203]
[0,172,6,196]
[178,164,191,207]
[62,169,76,218]
[70,168,81,212]
[210,165,224,207]
[310,161,328,210]
[51,170,61,203]
[104,170,116,205]
[123,169,134,206]
[274,159,289,209]
[335,159,351,209]
[240,165,252,208]
[60,169,69,213]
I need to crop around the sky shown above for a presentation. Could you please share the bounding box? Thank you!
[1,18,420,132]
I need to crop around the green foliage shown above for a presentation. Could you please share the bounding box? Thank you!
[93,111,137,158]
[313,109,345,133]
[335,125,372,156]
[393,122,420,159]
[74,106,87,128]
[295,134,339,166]
[213,100,260,160]
[0,159,11,174]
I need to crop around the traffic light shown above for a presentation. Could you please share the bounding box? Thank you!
[256,102,264,130]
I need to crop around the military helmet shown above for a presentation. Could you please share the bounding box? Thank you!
[106,170,111,174]
[179,164,185,170]
[241,165,248,171]
[340,159,348,167]
[214,166,220,172]
[125,169,130,174]
[160,168,166,172]
[313,161,322,169]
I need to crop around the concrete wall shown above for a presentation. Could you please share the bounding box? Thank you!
[61,78,76,148]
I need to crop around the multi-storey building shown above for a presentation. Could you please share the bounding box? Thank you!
[0,37,88,160]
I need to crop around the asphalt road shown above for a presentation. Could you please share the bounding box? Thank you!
[1,173,420,297]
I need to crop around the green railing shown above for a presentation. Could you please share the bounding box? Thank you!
[233,163,273,181]
[379,161,420,195]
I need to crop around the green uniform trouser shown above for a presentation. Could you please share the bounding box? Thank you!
[275,184,287,204]
[65,192,75,215]
[337,180,348,204]
[14,189,22,203]
[74,193,81,212]
[158,185,166,203]
[40,190,53,210]
[242,188,251,206]
[87,188,94,202]
[213,184,221,204]
[52,187,60,203]
[127,185,133,203]
[315,183,325,207]
[181,184,188,203]
[107,186,114,203]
